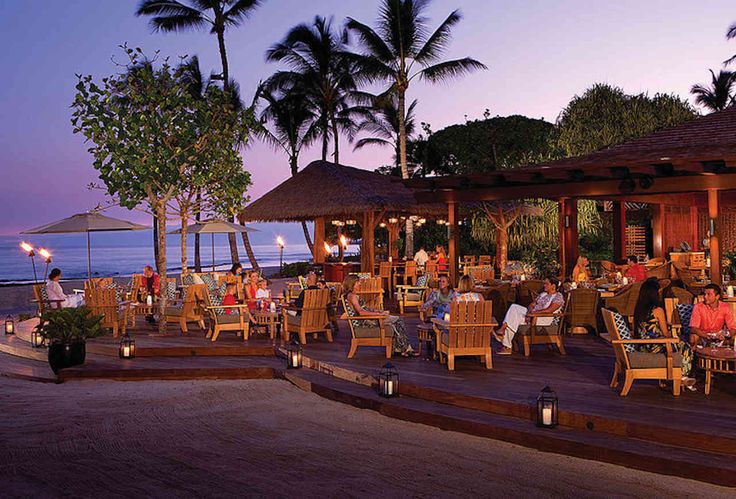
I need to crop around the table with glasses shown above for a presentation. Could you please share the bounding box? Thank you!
[695,346,736,395]
[250,303,282,340]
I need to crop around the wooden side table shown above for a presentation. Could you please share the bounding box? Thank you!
[251,310,279,340]
[416,323,435,360]
[696,347,736,395]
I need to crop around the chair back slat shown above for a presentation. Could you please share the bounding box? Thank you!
[462,255,476,266]
[379,262,391,279]
[567,288,599,331]
[425,261,438,276]
[302,289,330,328]
[449,301,493,349]
[404,260,417,279]
[86,287,121,328]
[602,309,629,368]
[478,255,492,266]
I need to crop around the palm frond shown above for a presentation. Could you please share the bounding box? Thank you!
[223,0,262,26]
[354,137,392,151]
[728,21,736,39]
[345,17,395,62]
[414,9,462,64]
[136,0,208,32]
[418,57,487,83]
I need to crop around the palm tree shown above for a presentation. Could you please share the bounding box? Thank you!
[265,16,360,163]
[345,0,486,256]
[257,87,320,250]
[352,94,417,169]
[690,69,736,113]
[726,21,736,65]
[136,0,262,269]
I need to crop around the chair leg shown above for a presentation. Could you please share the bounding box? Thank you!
[610,363,620,388]
[523,337,530,357]
[210,326,220,342]
[447,354,455,371]
[385,342,391,358]
[620,371,634,396]
[557,336,566,355]
[348,340,358,359]
[243,323,249,342]
[180,318,188,334]
[198,319,205,330]
[325,328,333,343]
[299,331,307,344]
[484,350,493,369]
[672,376,681,396]
[113,323,118,339]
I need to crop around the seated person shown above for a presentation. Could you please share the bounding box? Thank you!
[255,278,271,300]
[244,270,259,309]
[294,272,319,311]
[689,283,736,348]
[624,255,647,283]
[571,255,591,283]
[495,277,564,355]
[45,268,84,308]
[420,275,456,319]
[139,265,160,323]
[454,274,484,302]
[222,282,239,315]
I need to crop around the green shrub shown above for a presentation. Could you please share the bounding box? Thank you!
[277,261,313,278]
[35,306,105,344]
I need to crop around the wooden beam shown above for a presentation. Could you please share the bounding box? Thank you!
[651,204,665,258]
[448,202,459,286]
[559,199,579,280]
[613,202,626,261]
[708,190,721,285]
[360,211,375,274]
[689,206,699,251]
[387,223,400,260]
[313,217,326,264]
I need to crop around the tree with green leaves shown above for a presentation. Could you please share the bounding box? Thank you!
[72,47,252,333]
[256,86,319,251]
[346,0,486,256]
[265,15,361,164]
[690,69,736,113]
[352,94,417,170]
[136,0,262,268]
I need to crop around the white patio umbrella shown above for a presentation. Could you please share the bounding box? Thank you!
[22,212,149,278]
[169,220,257,271]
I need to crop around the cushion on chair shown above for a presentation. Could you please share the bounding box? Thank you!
[404,292,422,301]
[181,274,195,286]
[165,306,183,317]
[353,326,394,338]
[201,274,218,291]
[166,280,177,301]
[217,314,242,324]
[415,274,429,287]
[676,303,694,342]
[286,314,302,328]
[627,350,682,369]
[516,323,560,336]
[612,311,635,353]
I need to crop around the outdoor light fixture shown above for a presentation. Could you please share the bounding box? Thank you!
[388,217,398,224]
[5,315,14,335]
[378,362,399,398]
[31,330,45,348]
[379,222,387,228]
[323,241,332,255]
[345,219,356,225]
[536,385,559,428]
[564,215,571,229]
[20,241,39,283]
[709,218,716,236]
[276,236,285,270]
[339,234,349,249]
[331,220,340,226]
[419,218,427,225]
[436,219,446,225]
[286,340,302,369]
[38,248,52,278]
[119,333,135,359]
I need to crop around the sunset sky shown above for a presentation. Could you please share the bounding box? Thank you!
[0,0,734,234]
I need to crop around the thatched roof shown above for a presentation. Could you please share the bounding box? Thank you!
[240,160,444,222]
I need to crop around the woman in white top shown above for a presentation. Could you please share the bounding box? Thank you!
[45,268,84,308]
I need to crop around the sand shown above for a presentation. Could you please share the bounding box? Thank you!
[1,377,732,498]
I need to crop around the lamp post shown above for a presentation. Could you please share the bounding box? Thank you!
[276,236,285,272]
[38,248,52,280]
[20,241,38,283]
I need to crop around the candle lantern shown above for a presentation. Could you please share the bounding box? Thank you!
[5,315,15,335]
[345,219,356,225]
[443,312,451,322]
[536,385,558,428]
[286,340,303,369]
[388,217,398,224]
[31,330,45,348]
[379,222,386,228]
[119,333,136,359]
[378,362,399,398]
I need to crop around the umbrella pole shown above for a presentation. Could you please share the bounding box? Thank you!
[87,232,92,279]
[212,234,215,272]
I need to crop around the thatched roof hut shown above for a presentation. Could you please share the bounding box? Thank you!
[240,160,442,222]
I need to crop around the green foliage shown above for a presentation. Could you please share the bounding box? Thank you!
[554,83,697,157]
[724,250,736,280]
[517,240,561,279]
[35,307,105,344]
[18,313,33,322]
[278,261,313,278]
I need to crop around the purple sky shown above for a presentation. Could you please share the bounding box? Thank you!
[1,0,734,234]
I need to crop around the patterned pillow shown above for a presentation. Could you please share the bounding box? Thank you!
[181,274,195,286]
[612,311,635,352]
[200,274,218,291]
[103,283,124,302]
[208,285,226,316]
[343,298,378,330]
[166,280,177,301]
[676,303,694,342]
[416,274,429,287]
[39,285,49,301]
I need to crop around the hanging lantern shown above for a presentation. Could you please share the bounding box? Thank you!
[536,385,559,428]
[345,219,356,226]
[436,219,446,225]
[419,218,427,225]
[286,340,303,369]
[31,330,45,348]
[378,362,399,398]
[119,333,136,359]
[378,222,387,228]
[387,217,398,224]
[5,315,15,335]
[331,220,340,226]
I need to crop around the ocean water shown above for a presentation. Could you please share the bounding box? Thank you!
[1,230,357,284]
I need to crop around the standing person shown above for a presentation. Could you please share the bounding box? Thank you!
[139,265,160,323]
[343,275,415,356]
[420,275,456,319]
[495,277,564,355]
[571,255,591,283]
[624,255,647,283]
[689,284,736,348]
[45,268,83,308]
[413,246,429,268]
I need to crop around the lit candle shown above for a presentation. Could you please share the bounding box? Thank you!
[443,312,450,322]
[122,345,130,358]
[146,294,153,306]
[728,286,734,298]
[542,407,552,426]
[291,352,299,367]
[270,301,276,313]
[385,380,394,396]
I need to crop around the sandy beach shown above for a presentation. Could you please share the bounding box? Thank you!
[0,377,731,498]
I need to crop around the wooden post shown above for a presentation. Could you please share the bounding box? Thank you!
[313,217,326,264]
[558,198,579,280]
[708,190,721,285]
[613,201,626,261]
[448,202,459,286]
[361,211,375,274]
[651,204,665,258]
[388,223,400,260]
[689,205,699,251]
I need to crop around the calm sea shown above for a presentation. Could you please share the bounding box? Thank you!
[1,226,357,284]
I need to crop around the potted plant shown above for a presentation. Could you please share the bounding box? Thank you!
[35,306,104,374]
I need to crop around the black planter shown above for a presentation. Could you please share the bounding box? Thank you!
[48,341,86,374]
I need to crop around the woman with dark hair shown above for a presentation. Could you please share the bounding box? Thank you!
[229,263,243,278]
[45,268,83,308]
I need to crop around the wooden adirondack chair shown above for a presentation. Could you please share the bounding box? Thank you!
[517,279,544,307]
[281,288,332,344]
[395,260,417,287]
[516,305,568,357]
[85,287,129,338]
[202,291,251,342]
[32,284,65,317]
[378,261,393,294]
[462,255,476,266]
[478,255,493,266]
[565,288,599,334]
[341,296,392,358]
[396,274,430,314]
[603,281,643,326]
[164,284,207,333]
[602,309,681,396]
[355,277,384,310]
[432,301,494,371]
[465,265,494,283]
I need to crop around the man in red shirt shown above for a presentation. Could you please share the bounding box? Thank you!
[689,284,736,347]
[624,255,647,283]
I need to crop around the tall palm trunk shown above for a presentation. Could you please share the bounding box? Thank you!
[331,116,339,163]
[290,154,314,252]
[397,88,414,257]
[321,114,329,160]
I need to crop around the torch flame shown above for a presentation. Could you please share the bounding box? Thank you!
[276,236,285,248]
[323,241,332,254]
[339,234,348,248]
[20,241,34,254]
[38,248,51,260]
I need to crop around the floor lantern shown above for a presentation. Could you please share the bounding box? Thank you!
[537,385,558,428]
[286,340,302,369]
[119,333,136,359]
[378,362,399,398]
[5,315,14,335]
[31,330,45,348]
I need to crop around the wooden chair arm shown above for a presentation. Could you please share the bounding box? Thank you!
[205,304,251,310]
[396,285,429,291]
[612,338,679,344]
[448,323,498,328]
[339,313,387,321]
